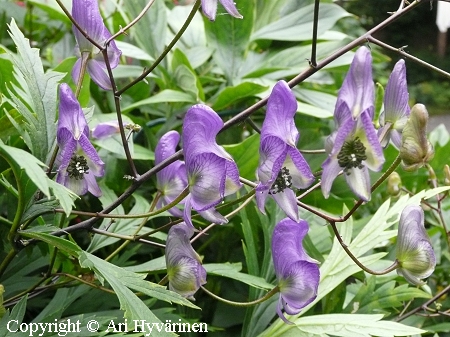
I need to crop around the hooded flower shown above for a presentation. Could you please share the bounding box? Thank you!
[72,0,121,90]
[92,120,128,139]
[396,205,436,286]
[400,104,434,172]
[201,0,243,21]
[165,222,207,300]
[272,218,320,323]
[182,104,242,227]
[155,131,188,217]
[256,81,314,221]
[56,83,105,196]
[321,47,384,201]
[379,59,410,148]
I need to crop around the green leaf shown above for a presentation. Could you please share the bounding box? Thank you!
[79,252,199,323]
[203,0,255,82]
[212,82,268,110]
[47,180,79,216]
[223,133,260,181]
[345,277,431,314]
[7,18,64,163]
[19,232,82,257]
[251,3,350,41]
[122,90,196,113]
[0,139,49,196]
[0,295,27,337]
[279,314,426,337]
[204,263,273,290]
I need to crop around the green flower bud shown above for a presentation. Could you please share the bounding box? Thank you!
[396,205,435,286]
[387,172,402,197]
[400,104,434,172]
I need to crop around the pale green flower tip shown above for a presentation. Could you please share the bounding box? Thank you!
[387,172,402,197]
[400,104,434,172]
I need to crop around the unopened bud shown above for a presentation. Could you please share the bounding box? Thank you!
[387,172,402,197]
[444,165,450,186]
[400,104,434,172]
[396,205,435,286]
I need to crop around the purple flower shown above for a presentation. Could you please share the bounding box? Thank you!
[321,47,384,201]
[256,81,314,221]
[182,104,242,227]
[56,83,105,196]
[72,0,121,90]
[379,59,410,148]
[165,222,207,300]
[155,131,188,217]
[92,120,128,139]
[201,0,243,21]
[396,205,436,286]
[272,218,320,323]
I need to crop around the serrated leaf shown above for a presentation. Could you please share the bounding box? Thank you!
[79,252,199,310]
[19,232,82,257]
[204,263,274,290]
[7,18,64,163]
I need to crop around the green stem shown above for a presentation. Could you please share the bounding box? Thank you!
[75,52,89,98]
[201,285,279,307]
[0,249,17,279]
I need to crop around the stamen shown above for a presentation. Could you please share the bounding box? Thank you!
[337,137,367,174]
[270,167,293,194]
[67,155,89,180]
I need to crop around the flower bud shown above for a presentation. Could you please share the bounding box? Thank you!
[400,104,434,172]
[396,205,435,286]
[165,223,206,300]
[387,172,402,197]
[444,165,450,186]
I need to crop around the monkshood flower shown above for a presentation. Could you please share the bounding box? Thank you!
[400,104,434,172]
[56,83,105,196]
[396,205,436,286]
[165,222,207,300]
[202,0,243,21]
[321,47,384,201]
[182,104,242,227]
[272,218,320,323]
[72,0,121,90]
[256,81,314,221]
[92,120,127,139]
[379,59,410,148]
[155,131,188,217]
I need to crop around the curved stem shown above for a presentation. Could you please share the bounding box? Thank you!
[329,220,400,275]
[117,0,201,96]
[201,285,279,307]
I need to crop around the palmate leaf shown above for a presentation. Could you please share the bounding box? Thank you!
[78,252,195,337]
[6,18,64,163]
[260,187,449,337]
[344,277,431,314]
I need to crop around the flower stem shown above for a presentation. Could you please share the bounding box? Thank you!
[201,285,279,307]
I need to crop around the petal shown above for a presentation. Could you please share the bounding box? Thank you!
[57,137,77,173]
[271,189,299,222]
[156,196,184,217]
[84,171,102,197]
[87,59,112,90]
[155,131,181,164]
[257,135,287,186]
[337,46,374,120]
[219,0,243,18]
[92,121,121,139]
[255,184,270,215]
[198,207,228,225]
[58,83,89,139]
[285,148,314,189]
[224,160,242,196]
[63,174,89,196]
[72,0,105,51]
[104,38,122,69]
[390,130,402,149]
[344,165,371,201]
[79,133,105,177]
[320,156,342,199]
[261,81,299,147]
[71,58,82,89]
[383,59,410,124]
[188,153,226,211]
[356,110,385,171]
[201,0,218,21]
